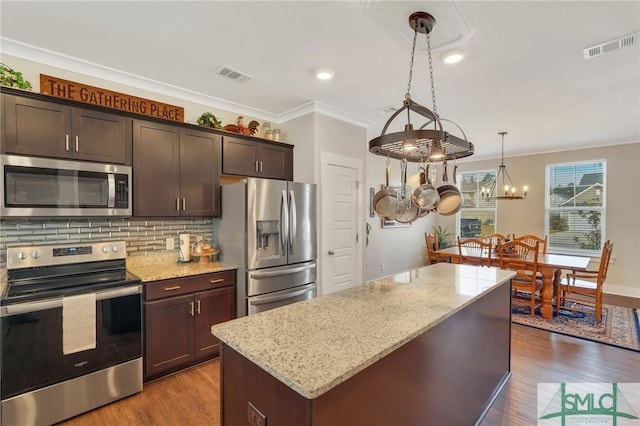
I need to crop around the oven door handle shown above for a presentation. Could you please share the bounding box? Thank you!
[1,285,142,316]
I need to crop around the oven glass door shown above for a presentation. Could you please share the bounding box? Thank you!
[4,165,110,209]
[1,289,141,400]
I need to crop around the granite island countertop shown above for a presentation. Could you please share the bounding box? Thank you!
[211,262,515,400]
[126,253,238,282]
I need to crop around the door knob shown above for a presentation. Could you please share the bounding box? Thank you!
[328,250,335,255]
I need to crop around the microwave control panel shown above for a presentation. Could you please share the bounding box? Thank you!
[115,174,129,208]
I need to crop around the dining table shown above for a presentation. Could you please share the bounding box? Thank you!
[434,247,592,319]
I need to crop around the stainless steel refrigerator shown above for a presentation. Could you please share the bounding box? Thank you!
[217,178,317,316]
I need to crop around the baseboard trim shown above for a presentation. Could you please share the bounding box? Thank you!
[604,285,640,299]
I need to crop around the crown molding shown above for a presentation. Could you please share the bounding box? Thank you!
[1,38,372,128]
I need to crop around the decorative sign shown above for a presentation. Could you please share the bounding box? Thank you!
[39,74,184,122]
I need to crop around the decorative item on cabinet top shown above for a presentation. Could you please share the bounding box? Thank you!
[39,74,184,122]
[196,111,222,129]
[0,63,32,90]
[223,116,260,136]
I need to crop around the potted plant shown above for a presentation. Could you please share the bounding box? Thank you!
[196,112,222,129]
[432,225,453,249]
[0,64,33,90]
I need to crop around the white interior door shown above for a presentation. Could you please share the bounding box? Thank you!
[320,153,362,295]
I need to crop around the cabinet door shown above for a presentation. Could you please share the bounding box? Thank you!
[133,119,180,217]
[72,108,131,164]
[194,286,236,359]
[222,136,258,176]
[258,142,293,181]
[144,294,195,378]
[179,128,221,217]
[2,94,72,158]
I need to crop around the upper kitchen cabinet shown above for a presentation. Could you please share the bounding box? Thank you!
[2,94,131,164]
[222,136,293,181]
[133,120,221,217]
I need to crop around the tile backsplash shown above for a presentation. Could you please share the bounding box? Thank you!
[0,217,214,267]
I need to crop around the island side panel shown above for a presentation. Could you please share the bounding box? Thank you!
[220,343,311,426]
[312,279,511,426]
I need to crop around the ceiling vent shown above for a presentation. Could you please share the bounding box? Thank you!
[214,65,253,83]
[583,32,639,59]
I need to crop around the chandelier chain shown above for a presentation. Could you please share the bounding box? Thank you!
[406,25,418,99]
[426,32,437,116]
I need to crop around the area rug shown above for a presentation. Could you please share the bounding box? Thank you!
[511,302,640,352]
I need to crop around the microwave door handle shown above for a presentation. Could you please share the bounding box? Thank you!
[289,190,296,254]
[107,174,116,208]
[280,190,288,254]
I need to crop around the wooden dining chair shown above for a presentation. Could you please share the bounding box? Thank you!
[497,240,542,317]
[515,234,548,254]
[457,237,492,267]
[425,233,448,265]
[556,240,613,322]
[482,233,506,248]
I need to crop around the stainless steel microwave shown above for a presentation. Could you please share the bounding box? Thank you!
[1,154,131,217]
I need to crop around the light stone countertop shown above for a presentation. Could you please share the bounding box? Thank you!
[211,262,515,399]
[126,253,238,282]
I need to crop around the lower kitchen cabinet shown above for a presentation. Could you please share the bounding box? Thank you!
[143,271,236,381]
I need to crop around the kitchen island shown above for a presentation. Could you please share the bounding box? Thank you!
[211,263,515,426]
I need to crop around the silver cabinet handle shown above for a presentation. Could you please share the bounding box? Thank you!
[210,278,224,284]
[182,198,186,211]
[65,134,70,151]
[164,285,181,291]
[328,250,335,255]
[176,198,180,211]
[255,160,259,172]
[259,161,263,172]
[75,135,79,152]
[189,301,194,317]
[196,300,201,315]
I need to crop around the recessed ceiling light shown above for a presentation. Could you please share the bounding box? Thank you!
[316,70,334,80]
[442,50,466,64]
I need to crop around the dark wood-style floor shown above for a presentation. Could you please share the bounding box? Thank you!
[61,295,639,426]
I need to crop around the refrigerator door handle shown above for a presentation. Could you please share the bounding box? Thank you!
[281,189,289,254]
[249,263,316,279]
[289,190,297,254]
[249,283,316,305]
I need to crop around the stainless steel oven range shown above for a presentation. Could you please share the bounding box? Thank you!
[1,241,142,426]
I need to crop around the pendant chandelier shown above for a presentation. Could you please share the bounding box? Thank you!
[368,12,474,163]
[481,132,528,200]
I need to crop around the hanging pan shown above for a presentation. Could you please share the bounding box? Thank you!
[372,160,398,220]
[411,163,439,211]
[435,162,462,216]
[395,158,420,224]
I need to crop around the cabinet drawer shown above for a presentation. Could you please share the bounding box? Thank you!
[145,270,236,301]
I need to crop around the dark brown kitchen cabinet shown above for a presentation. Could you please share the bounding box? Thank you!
[133,120,221,217]
[222,136,293,180]
[143,271,236,381]
[2,94,131,164]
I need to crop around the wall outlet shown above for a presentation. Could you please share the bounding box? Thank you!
[165,237,174,250]
[247,402,266,426]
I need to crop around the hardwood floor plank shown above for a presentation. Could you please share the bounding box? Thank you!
[60,299,639,426]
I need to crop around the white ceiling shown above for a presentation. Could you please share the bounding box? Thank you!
[1,1,639,160]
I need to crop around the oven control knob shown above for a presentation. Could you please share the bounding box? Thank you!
[102,246,109,254]
[16,252,26,260]
[31,250,41,259]
[112,246,119,253]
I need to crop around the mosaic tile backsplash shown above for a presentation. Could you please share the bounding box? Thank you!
[0,217,214,267]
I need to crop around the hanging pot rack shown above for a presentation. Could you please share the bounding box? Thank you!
[368,11,474,163]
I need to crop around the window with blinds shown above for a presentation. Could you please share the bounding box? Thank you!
[458,170,497,238]
[545,160,606,254]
